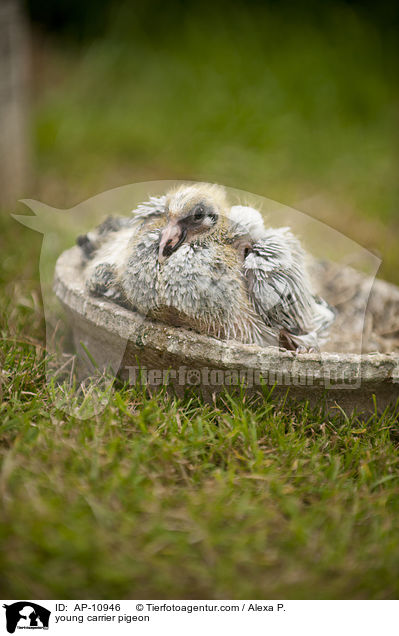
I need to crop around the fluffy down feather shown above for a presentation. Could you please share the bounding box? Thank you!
[77,188,335,351]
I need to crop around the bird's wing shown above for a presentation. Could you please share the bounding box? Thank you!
[76,216,132,259]
[76,195,166,260]
[243,227,335,349]
[80,195,167,304]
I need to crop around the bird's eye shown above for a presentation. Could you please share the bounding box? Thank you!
[193,205,205,221]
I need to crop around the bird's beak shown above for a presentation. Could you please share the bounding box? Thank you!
[158,221,186,263]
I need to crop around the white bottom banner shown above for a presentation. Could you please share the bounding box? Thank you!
[1,599,397,635]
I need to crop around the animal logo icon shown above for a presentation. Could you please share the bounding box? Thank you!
[2,602,51,633]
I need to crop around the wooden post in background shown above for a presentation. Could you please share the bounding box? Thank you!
[0,0,29,209]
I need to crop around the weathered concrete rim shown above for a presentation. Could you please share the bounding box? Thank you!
[53,246,399,387]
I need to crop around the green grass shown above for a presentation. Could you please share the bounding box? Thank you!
[2,338,399,599]
[2,209,399,599]
[2,2,399,599]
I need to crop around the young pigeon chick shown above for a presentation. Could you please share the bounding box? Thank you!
[83,185,267,343]
[79,183,335,350]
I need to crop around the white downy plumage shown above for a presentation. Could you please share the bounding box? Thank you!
[78,184,335,350]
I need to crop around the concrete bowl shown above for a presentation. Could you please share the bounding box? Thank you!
[54,245,399,415]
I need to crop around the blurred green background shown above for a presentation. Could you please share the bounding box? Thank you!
[19,0,399,281]
[1,0,399,601]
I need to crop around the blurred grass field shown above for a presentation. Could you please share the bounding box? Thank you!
[1,1,399,599]
[31,2,399,279]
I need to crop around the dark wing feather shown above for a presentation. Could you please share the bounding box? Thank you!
[243,228,335,349]
[76,195,166,260]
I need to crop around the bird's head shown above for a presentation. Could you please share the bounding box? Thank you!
[158,183,228,263]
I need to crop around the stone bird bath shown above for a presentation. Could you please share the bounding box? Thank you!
[54,245,399,415]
